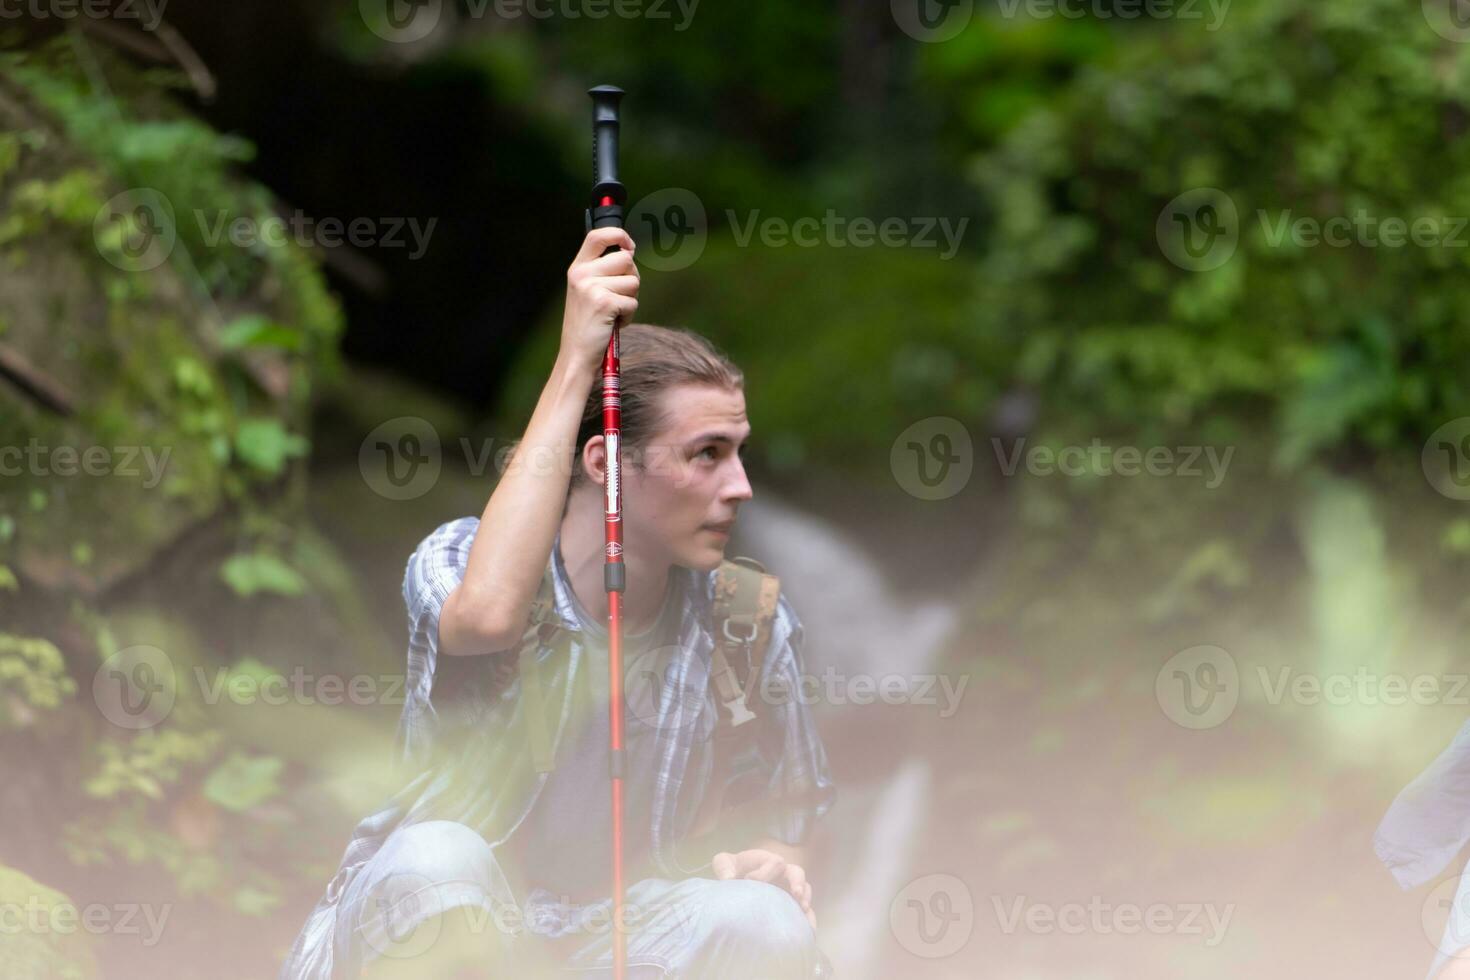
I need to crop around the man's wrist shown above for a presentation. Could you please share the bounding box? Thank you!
[551,350,599,392]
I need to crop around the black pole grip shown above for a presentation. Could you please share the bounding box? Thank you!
[587,84,626,234]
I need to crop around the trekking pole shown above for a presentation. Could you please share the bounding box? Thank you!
[586,82,629,980]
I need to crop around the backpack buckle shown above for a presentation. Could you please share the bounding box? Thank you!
[722,616,758,646]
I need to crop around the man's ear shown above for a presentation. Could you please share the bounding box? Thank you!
[581,434,607,486]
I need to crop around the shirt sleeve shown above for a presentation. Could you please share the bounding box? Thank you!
[395,516,482,769]
[758,592,836,846]
[1375,716,1470,890]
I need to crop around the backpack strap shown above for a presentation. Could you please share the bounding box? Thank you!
[710,556,782,729]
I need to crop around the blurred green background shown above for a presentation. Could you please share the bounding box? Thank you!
[2,0,1470,977]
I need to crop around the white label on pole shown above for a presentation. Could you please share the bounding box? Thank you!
[604,431,620,515]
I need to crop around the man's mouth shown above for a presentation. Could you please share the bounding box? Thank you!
[703,521,735,536]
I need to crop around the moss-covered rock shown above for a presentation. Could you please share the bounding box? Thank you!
[0,865,99,980]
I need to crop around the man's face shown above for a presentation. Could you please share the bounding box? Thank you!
[622,383,753,572]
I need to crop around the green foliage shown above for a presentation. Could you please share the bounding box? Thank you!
[0,866,98,980]
[84,728,222,801]
[0,632,76,723]
[969,0,1470,466]
[219,552,308,597]
[232,418,310,477]
[202,751,284,812]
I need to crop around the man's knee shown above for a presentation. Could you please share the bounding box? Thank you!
[387,820,499,889]
[359,821,512,964]
[702,879,816,961]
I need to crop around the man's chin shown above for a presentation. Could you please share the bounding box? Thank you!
[682,539,728,573]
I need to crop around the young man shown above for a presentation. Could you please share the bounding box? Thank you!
[280,227,835,979]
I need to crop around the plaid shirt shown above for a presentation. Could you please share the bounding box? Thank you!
[279,516,835,980]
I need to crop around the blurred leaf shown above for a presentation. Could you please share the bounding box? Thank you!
[202,752,283,812]
[219,553,307,598]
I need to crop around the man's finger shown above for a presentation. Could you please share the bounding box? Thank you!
[711,852,737,880]
[783,864,808,906]
[575,227,636,264]
[746,857,784,884]
[579,249,638,279]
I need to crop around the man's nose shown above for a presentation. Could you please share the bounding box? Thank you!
[725,457,754,502]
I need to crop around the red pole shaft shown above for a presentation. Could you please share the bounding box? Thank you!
[601,320,626,980]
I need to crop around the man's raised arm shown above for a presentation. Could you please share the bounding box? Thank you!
[438,227,638,656]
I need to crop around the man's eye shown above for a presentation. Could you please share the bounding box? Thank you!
[697,446,718,461]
